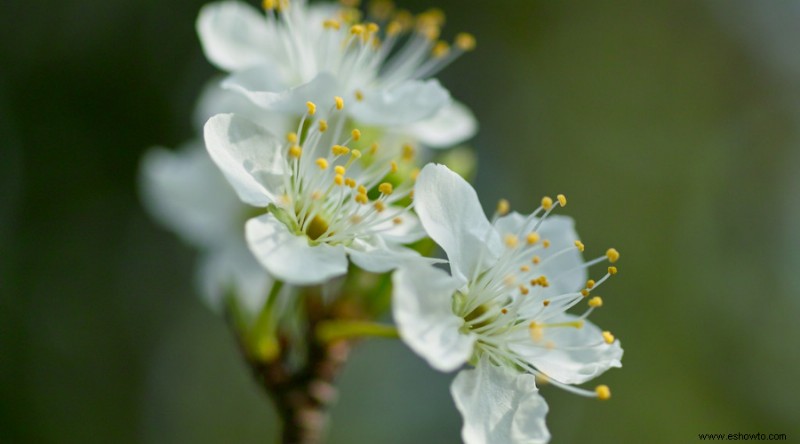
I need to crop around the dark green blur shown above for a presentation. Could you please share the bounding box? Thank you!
[2,0,798,442]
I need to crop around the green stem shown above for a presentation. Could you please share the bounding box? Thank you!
[248,280,284,361]
[315,320,399,343]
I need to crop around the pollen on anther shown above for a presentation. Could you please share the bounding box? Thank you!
[526,232,539,245]
[334,174,345,186]
[351,129,361,141]
[557,194,567,207]
[541,196,554,211]
[542,239,551,248]
[379,182,393,195]
[287,132,298,143]
[306,101,317,116]
[332,145,350,156]
[355,193,369,204]
[432,40,450,58]
[519,285,529,296]
[602,331,615,344]
[588,296,603,308]
[351,149,362,159]
[318,120,328,132]
[357,185,367,194]
[581,289,590,297]
[323,19,341,30]
[401,144,415,161]
[355,90,364,101]
[393,217,403,225]
[350,24,365,35]
[374,201,386,212]
[532,255,541,265]
[542,299,551,307]
[574,240,585,252]
[390,161,398,173]
[586,279,596,289]
[370,143,379,155]
[316,158,329,170]
[520,265,530,272]
[608,266,618,275]
[334,166,346,175]
[595,385,611,401]
[497,199,510,216]
[345,178,356,188]
[289,145,302,158]
[455,32,476,51]
[504,234,519,248]
[262,0,276,10]
[501,308,508,315]
[606,248,620,263]
[335,96,345,110]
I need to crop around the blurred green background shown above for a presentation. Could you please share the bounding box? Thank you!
[2,0,799,442]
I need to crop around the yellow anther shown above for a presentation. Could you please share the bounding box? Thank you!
[351,129,361,141]
[541,196,554,211]
[503,275,517,287]
[323,19,341,30]
[355,89,364,102]
[574,240,585,252]
[318,120,328,132]
[316,158,329,170]
[608,266,618,275]
[289,145,302,158]
[379,182,393,195]
[595,385,611,401]
[586,279,596,289]
[542,239,551,248]
[392,217,403,225]
[355,193,369,204]
[410,168,420,180]
[526,232,540,245]
[529,322,543,341]
[357,185,367,194]
[542,299,551,307]
[557,194,567,207]
[418,8,445,26]
[334,174,345,186]
[501,308,508,315]
[350,24,365,35]
[519,285,529,296]
[306,101,317,116]
[366,23,379,34]
[351,149,362,159]
[335,96,344,110]
[311,191,322,200]
[432,40,450,58]
[374,200,386,212]
[455,32,476,51]
[538,276,549,288]
[390,160,398,173]
[262,0,276,10]
[370,142,379,155]
[520,265,530,272]
[350,214,363,224]
[402,144,415,160]
[287,132,298,143]
[535,374,550,385]
[588,296,603,308]
[606,248,620,263]
[345,178,356,188]
[602,331,615,344]
[497,199,510,216]
[334,166,346,175]
[387,20,403,36]
[332,145,350,156]
[581,289,590,297]
[418,23,441,41]
[532,255,541,265]
[504,234,519,248]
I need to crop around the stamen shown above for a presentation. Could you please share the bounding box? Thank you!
[334,166,346,175]
[541,196,553,211]
[557,194,567,207]
[588,296,603,308]
[455,32,476,51]
[306,101,317,116]
[287,132,298,143]
[318,120,328,132]
[351,129,361,141]
[497,199,510,216]
[289,145,302,158]
[378,182,393,195]
[574,240,585,252]
[315,158,329,170]
[602,331,615,344]
[504,234,519,248]
[606,248,620,263]
[335,96,345,110]
[608,266,618,275]
[526,232,540,245]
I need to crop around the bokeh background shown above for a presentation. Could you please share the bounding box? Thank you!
[2,0,799,442]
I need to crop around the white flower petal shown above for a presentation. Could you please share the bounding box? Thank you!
[196,1,276,71]
[351,80,452,127]
[346,237,422,274]
[371,207,427,244]
[246,214,348,285]
[223,69,339,114]
[495,212,587,295]
[139,141,242,248]
[451,359,550,444]
[404,101,478,148]
[203,113,286,206]
[509,313,623,385]
[196,239,272,315]
[192,77,293,135]
[414,164,501,282]
[392,263,474,372]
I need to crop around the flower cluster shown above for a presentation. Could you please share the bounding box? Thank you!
[140,1,623,442]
